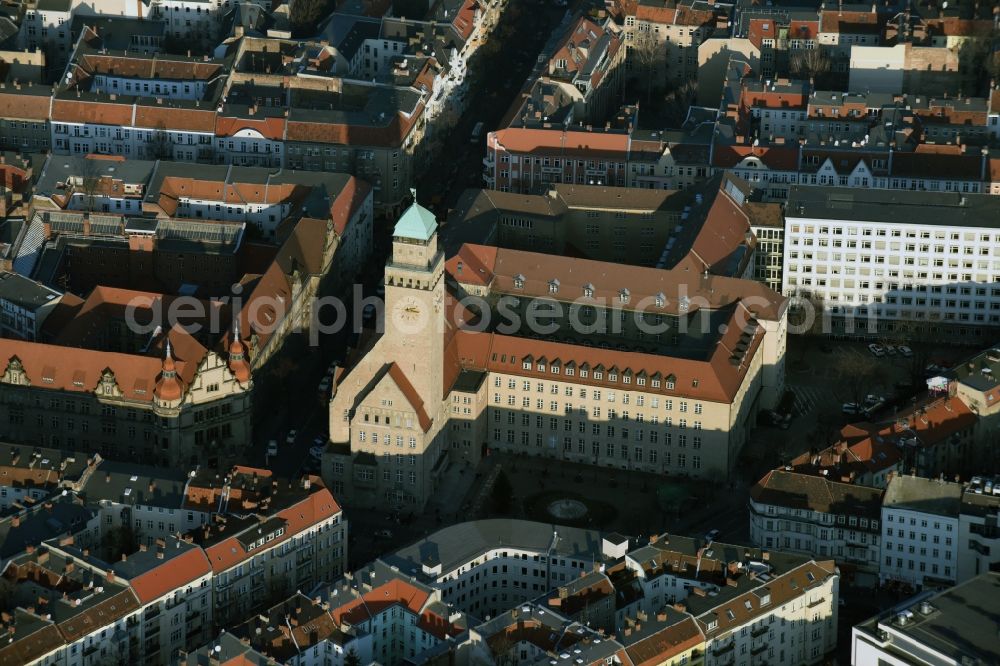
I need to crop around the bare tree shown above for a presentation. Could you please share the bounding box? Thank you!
[789,49,830,82]
[148,122,173,160]
[662,79,698,127]
[78,158,102,212]
[289,0,331,35]
[835,352,880,411]
[629,29,663,103]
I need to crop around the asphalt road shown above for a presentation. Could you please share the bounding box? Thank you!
[414,0,569,214]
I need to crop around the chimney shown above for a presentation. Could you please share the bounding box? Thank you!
[10,515,19,528]
[106,570,115,583]
[121,552,127,562]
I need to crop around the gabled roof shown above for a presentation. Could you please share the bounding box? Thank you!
[386,363,433,432]
[128,547,212,604]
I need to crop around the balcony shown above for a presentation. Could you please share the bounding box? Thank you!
[751,625,769,638]
[712,641,735,656]
[751,644,768,656]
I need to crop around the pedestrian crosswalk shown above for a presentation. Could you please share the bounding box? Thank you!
[790,385,833,416]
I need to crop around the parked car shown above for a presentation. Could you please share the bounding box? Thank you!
[842,402,862,415]
[705,529,720,542]
[898,345,913,357]
[267,440,278,457]
[286,429,298,445]
[362,304,376,321]
[318,377,331,394]
[309,445,326,460]
[868,343,885,357]
[884,345,897,356]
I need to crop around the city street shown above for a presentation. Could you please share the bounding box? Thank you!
[414,0,569,215]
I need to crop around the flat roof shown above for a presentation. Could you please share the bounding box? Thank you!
[0,271,61,311]
[786,186,1000,229]
[381,519,606,580]
[882,475,962,517]
[863,572,1000,662]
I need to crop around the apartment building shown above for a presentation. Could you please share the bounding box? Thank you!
[194,478,346,628]
[541,16,626,124]
[229,592,377,665]
[0,494,101,566]
[880,474,962,589]
[0,270,62,340]
[377,518,839,665]
[326,185,786,508]
[614,0,717,85]
[949,345,1000,446]
[79,460,209,544]
[484,124,713,194]
[0,444,96,510]
[750,469,884,578]
[381,519,606,618]
[10,28,431,213]
[32,154,158,216]
[0,534,212,666]
[786,422,904,489]
[747,201,783,292]
[958,485,1000,583]
[783,185,1000,340]
[851,572,1000,666]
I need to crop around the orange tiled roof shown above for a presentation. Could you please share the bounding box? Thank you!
[204,487,341,573]
[330,578,430,625]
[129,547,212,604]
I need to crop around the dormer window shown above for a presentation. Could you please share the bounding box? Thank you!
[514,274,525,289]
[548,279,560,294]
[522,360,531,370]
[583,283,594,298]
[620,288,630,304]
[608,372,617,382]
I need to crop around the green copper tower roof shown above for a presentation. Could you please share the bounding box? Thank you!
[393,189,437,242]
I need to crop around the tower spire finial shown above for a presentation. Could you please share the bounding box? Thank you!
[165,338,173,360]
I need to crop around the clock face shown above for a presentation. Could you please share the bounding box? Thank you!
[393,297,423,323]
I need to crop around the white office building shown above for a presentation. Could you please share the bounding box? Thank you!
[783,186,1000,340]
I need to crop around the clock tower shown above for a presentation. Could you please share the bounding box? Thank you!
[383,191,445,405]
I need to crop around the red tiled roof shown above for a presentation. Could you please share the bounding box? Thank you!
[712,144,800,171]
[329,177,371,235]
[51,99,132,126]
[215,115,286,140]
[0,91,50,120]
[204,487,341,573]
[386,362,433,432]
[331,578,431,625]
[490,127,630,159]
[134,105,216,132]
[0,338,188,403]
[129,548,212,604]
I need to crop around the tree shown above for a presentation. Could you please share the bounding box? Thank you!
[289,0,331,35]
[101,524,142,562]
[344,649,362,666]
[629,29,663,103]
[147,122,173,160]
[789,49,830,83]
[835,352,880,411]
[78,157,102,212]
[490,470,512,515]
[661,80,698,127]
